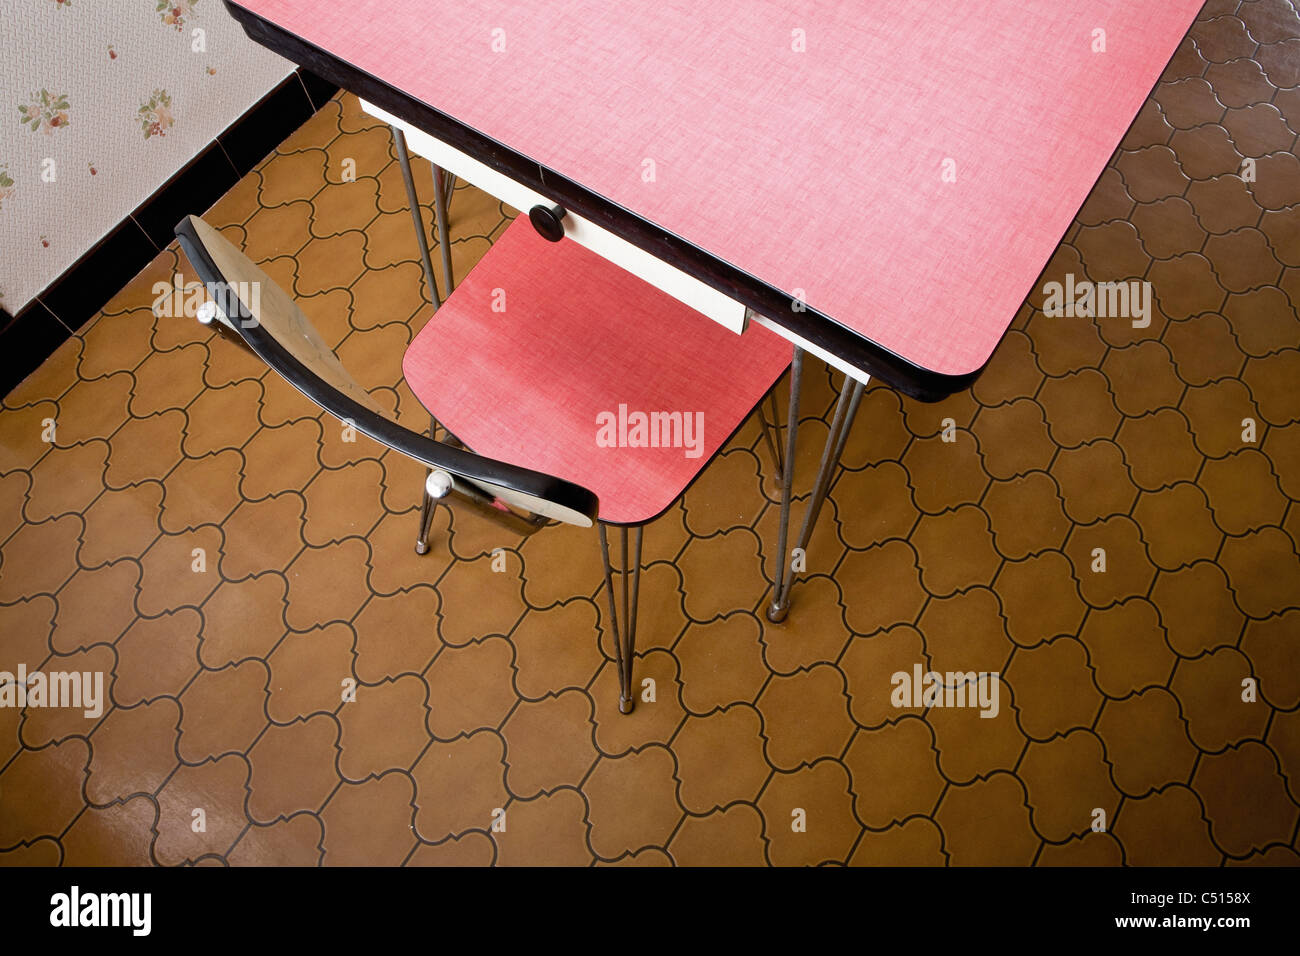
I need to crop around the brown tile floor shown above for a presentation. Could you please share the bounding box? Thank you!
[3,0,1300,866]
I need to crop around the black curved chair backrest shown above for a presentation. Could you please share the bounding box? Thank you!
[174,214,599,527]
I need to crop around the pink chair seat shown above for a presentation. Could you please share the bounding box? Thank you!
[402,217,791,525]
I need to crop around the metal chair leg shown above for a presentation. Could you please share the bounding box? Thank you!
[767,367,864,622]
[391,129,462,552]
[414,414,448,554]
[757,388,785,476]
[415,489,436,554]
[598,523,643,714]
[415,468,453,554]
[767,391,785,472]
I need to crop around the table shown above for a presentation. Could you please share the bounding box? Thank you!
[221,0,1204,616]
[224,0,1202,398]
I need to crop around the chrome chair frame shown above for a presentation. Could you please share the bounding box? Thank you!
[174,216,599,530]
[389,131,793,715]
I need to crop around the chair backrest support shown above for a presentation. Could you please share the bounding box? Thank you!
[175,214,598,527]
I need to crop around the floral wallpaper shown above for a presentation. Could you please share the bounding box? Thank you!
[0,0,293,313]
[18,89,71,135]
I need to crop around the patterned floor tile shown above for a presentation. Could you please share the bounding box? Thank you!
[4,7,1300,865]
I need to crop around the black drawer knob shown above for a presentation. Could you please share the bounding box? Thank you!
[528,203,567,242]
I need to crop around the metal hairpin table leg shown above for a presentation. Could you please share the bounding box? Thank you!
[433,165,455,296]
[598,523,644,714]
[767,360,866,623]
[767,347,804,622]
[391,125,441,310]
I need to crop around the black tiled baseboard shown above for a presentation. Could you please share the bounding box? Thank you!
[0,301,74,398]
[220,77,316,177]
[298,69,340,113]
[38,217,159,337]
[1,67,338,401]
[133,147,243,252]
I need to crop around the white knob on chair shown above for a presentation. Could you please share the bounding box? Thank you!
[196,300,219,325]
[425,469,454,500]
[415,469,454,555]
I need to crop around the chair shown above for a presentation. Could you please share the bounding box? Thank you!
[175,213,791,714]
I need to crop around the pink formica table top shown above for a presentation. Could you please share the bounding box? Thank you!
[230,0,1202,379]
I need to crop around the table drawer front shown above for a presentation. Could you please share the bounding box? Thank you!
[362,100,748,335]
